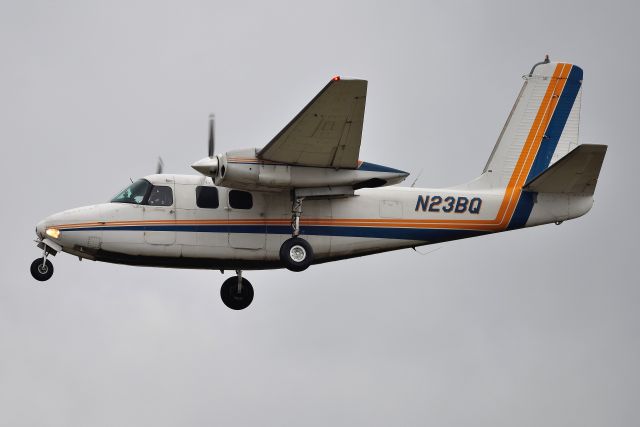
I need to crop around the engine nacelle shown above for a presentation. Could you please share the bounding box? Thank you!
[216,154,260,187]
[192,148,409,192]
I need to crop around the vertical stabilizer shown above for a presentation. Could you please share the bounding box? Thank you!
[483,60,583,189]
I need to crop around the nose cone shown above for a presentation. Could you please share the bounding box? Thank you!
[36,219,46,239]
[36,214,60,241]
[35,204,105,243]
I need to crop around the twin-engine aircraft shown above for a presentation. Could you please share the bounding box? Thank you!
[32,58,607,310]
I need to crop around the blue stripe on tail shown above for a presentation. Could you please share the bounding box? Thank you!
[526,66,583,181]
[508,65,583,229]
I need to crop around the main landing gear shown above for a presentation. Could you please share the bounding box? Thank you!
[279,195,314,272]
[220,270,254,310]
[30,247,54,282]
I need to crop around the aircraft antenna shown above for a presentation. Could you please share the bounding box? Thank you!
[410,169,423,188]
[412,246,443,256]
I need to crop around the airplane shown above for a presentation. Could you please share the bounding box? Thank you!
[31,57,607,310]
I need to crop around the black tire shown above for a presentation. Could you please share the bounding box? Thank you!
[220,276,254,310]
[279,237,314,272]
[30,258,54,282]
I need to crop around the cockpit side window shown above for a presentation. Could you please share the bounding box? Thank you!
[111,179,152,205]
[147,186,173,206]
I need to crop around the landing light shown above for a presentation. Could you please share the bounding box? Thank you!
[46,228,60,239]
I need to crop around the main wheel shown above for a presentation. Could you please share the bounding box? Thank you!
[279,237,314,272]
[30,258,54,282]
[220,276,254,310]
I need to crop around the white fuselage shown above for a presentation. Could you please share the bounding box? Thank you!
[35,173,594,270]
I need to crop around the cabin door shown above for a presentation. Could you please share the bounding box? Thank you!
[143,182,177,245]
[227,189,266,249]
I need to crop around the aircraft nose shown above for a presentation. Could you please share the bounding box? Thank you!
[36,219,46,239]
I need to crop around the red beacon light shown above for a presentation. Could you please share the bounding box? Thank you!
[332,75,341,81]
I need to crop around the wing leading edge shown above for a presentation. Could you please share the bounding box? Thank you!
[257,77,367,169]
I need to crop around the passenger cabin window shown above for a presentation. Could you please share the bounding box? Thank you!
[229,190,253,209]
[196,186,219,209]
[147,186,173,206]
[111,179,152,205]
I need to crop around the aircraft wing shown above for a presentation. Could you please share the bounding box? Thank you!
[257,77,367,169]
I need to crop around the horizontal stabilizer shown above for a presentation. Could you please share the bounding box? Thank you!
[523,144,607,194]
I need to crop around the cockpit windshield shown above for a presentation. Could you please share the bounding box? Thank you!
[110,179,152,204]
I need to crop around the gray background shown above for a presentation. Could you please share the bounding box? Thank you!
[1,0,638,426]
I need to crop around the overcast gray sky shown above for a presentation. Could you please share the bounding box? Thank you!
[1,0,638,426]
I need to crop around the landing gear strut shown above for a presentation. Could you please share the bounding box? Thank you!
[31,246,54,282]
[279,195,314,272]
[291,196,304,238]
[220,270,254,310]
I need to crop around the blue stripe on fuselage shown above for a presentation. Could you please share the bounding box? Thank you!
[61,224,485,243]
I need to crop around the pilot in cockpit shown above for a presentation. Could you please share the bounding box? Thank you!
[147,186,172,206]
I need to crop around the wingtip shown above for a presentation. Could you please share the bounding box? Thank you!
[329,75,367,83]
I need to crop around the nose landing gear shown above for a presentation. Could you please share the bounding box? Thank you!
[279,195,314,272]
[220,270,254,310]
[31,241,58,282]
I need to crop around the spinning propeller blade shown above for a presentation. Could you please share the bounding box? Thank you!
[156,157,164,174]
[191,114,219,176]
[208,114,215,158]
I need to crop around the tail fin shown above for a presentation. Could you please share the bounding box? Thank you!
[523,144,607,195]
[483,60,583,189]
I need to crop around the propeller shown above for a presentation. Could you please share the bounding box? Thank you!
[156,157,164,174]
[191,113,219,176]
[208,114,215,158]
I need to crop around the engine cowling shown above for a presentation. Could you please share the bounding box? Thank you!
[191,149,408,192]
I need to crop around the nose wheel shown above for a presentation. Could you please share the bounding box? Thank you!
[31,243,56,282]
[220,270,254,310]
[30,257,54,281]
